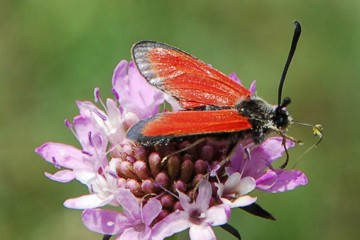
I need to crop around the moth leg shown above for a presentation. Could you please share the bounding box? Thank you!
[161,138,206,166]
[280,136,290,169]
[268,125,302,168]
[215,137,240,171]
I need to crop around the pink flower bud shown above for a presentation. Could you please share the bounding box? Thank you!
[149,152,162,176]
[180,159,194,183]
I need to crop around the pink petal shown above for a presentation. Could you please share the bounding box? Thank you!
[195,180,212,212]
[35,142,85,169]
[204,204,230,226]
[82,209,127,235]
[119,228,141,240]
[227,144,245,175]
[249,80,257,94]
[64,194,113,209]
[228,72,241,84]
[178,191,191,211]
[72,115,93,147]
[113,60,164,120]
[116,189,141,219]
[76,100,106,119]
[152,211,191,240]
[164,94,182,111]
[120,227,152,240]
[142,198,162,226]
[252,137,295,164]
[112,60,128,90]
[189,225,216,240]
[264,169,308,193]
[44,170,75,182]
[73,115,108,154]
[256,169,278,190]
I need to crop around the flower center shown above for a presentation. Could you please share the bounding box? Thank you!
[189,209,205,225]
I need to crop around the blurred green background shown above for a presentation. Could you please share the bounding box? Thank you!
[1,1,359,239]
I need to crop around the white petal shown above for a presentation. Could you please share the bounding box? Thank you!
[225,172,241,189]
[204,204,230,226]
[74,169,97,184]
[142,198,162,226]
[177,190,191,211]
[195,180,212,211]
[44,170,75,182]
[189,225,216,240]
[230,195,257,208]
[64,194,113,209]
[237,176,256,195]
[152,211,191,240]
[116,189,141,219]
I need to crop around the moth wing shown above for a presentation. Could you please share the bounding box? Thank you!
[127,109,252,144]
[132,41,251,109]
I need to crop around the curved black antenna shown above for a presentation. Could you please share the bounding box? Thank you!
[277,20,302,107]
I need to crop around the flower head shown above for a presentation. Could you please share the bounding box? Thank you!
[36,58,309,240]
[82,189,163,240]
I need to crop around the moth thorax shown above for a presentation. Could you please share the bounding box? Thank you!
[237,97,274,123]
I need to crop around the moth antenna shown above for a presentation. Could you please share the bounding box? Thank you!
[277,20,302,107]
[292,123,324,168]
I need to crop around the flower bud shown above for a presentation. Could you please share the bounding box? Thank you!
[117,161,137,179]
[134,146,147,161]
[174,201,182,211]
[173,180,187,193]
[180,159,194,183]
[122,142,134,156]
[126,179,142,197]
[194,159,207,174]
[133,160,150,179]
[155,172,170,189]
[141,179,156,194]
[167,155,180,180]
[149,152,162,176]
[201,144,215,162]
[160,194,176,209]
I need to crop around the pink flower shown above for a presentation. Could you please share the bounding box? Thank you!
[152,181,230,240]
[82,189,163,240]
[36,57,310,240]
[216,172,257,208]
[36,60,167,209]
[112,60,165,122]
[227,137,308,193]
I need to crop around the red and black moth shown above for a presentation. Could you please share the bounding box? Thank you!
[127,21,302,154]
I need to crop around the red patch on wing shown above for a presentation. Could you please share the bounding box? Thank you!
[132,42,251,109]
[141,109,252,137]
